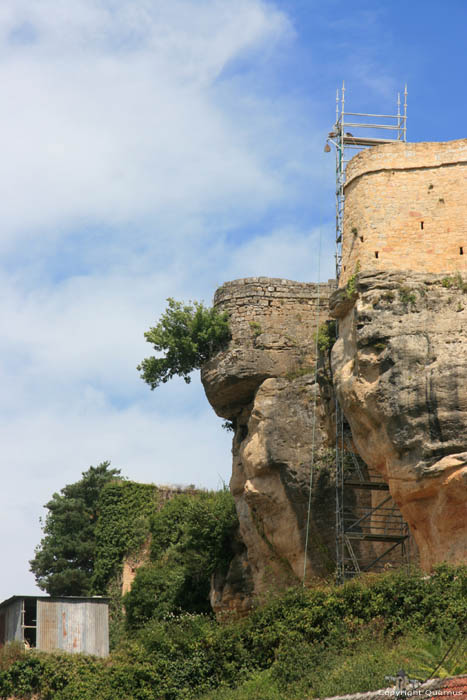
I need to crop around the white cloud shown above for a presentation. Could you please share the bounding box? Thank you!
[224,225,336,283]
[0,0,294,248]
[0,0,311,601]
[0,0,418,601]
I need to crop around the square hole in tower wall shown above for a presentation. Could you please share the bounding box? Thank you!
[460,247,464,255]
[375,251,379,259]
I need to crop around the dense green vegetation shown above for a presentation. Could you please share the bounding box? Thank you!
[30,463,238,622]
[29,462,122,596]
[137,298,231,389]
[24,469,467,699]
[2,566,466,699]
[92,480,160,594]
[124,488,238,627]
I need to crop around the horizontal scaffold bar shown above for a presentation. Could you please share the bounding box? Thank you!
[343,122,403,130]
[342,112,406,119]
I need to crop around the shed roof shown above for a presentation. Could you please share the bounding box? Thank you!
[0,595,109,611]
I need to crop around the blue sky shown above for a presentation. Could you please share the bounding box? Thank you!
[1,0,465,599]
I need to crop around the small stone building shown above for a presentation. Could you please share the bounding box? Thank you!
[0,595,109,657]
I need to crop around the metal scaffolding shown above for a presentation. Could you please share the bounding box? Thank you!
[326,81,407,281]
[336,430,411,582]
[327,84,410,583]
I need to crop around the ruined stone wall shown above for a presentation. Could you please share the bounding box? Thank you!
[213,277,335,350]
[341,138,467,285]
[121,485,204,596]
[204,277,335,416]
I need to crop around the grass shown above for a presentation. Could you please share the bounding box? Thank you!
[249,322,262,337]
[440,272,467,292]
[285,366,315,380]
[399,286,417,305]
[345,262,361,299]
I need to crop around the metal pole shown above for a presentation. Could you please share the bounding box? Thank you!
[397,92,401,140]
[403,84,408,142]
[335,398,343,583]
[341,80,345,122]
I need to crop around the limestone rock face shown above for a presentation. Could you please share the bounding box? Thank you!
[231,376,335,585]
[202,278,336,613]
[331,270,467,570]
[210,539,253,618]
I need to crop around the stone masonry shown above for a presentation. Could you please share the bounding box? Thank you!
[341,138,467,285]
[203,277,335,416]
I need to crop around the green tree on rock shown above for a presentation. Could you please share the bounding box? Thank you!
[30,461,122,596]
[137,298,230,389]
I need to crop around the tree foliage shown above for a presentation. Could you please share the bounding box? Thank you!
[137,298,231,389]
[30,461,122,596]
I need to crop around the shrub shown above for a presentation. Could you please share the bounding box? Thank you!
[441,273,467,293]
[317,320,337,354]
[2,567,465,699]
[0,641,25,672]
[399,286,417,305]
[345,261,361,299]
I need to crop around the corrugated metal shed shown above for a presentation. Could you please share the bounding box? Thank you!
[37,598,109,656]
[0,596,109,657]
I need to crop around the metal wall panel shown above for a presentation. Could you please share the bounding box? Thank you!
[37,599,58,651]
[37,599,108,657]
[0,599,22,645]
[10,599,22,643]
[87,600,109,657]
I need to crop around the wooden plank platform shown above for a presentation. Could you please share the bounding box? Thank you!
[344,480,389,491]
[342,136,397,147]
[344,532,408,543]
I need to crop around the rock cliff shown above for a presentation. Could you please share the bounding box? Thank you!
[202,278,337,614]
[202,270,467,615]
[330,270,467,570]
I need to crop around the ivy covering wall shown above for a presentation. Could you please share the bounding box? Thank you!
[91,481,160,594]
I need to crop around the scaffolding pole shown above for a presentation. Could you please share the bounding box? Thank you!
[328,83,410,583]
